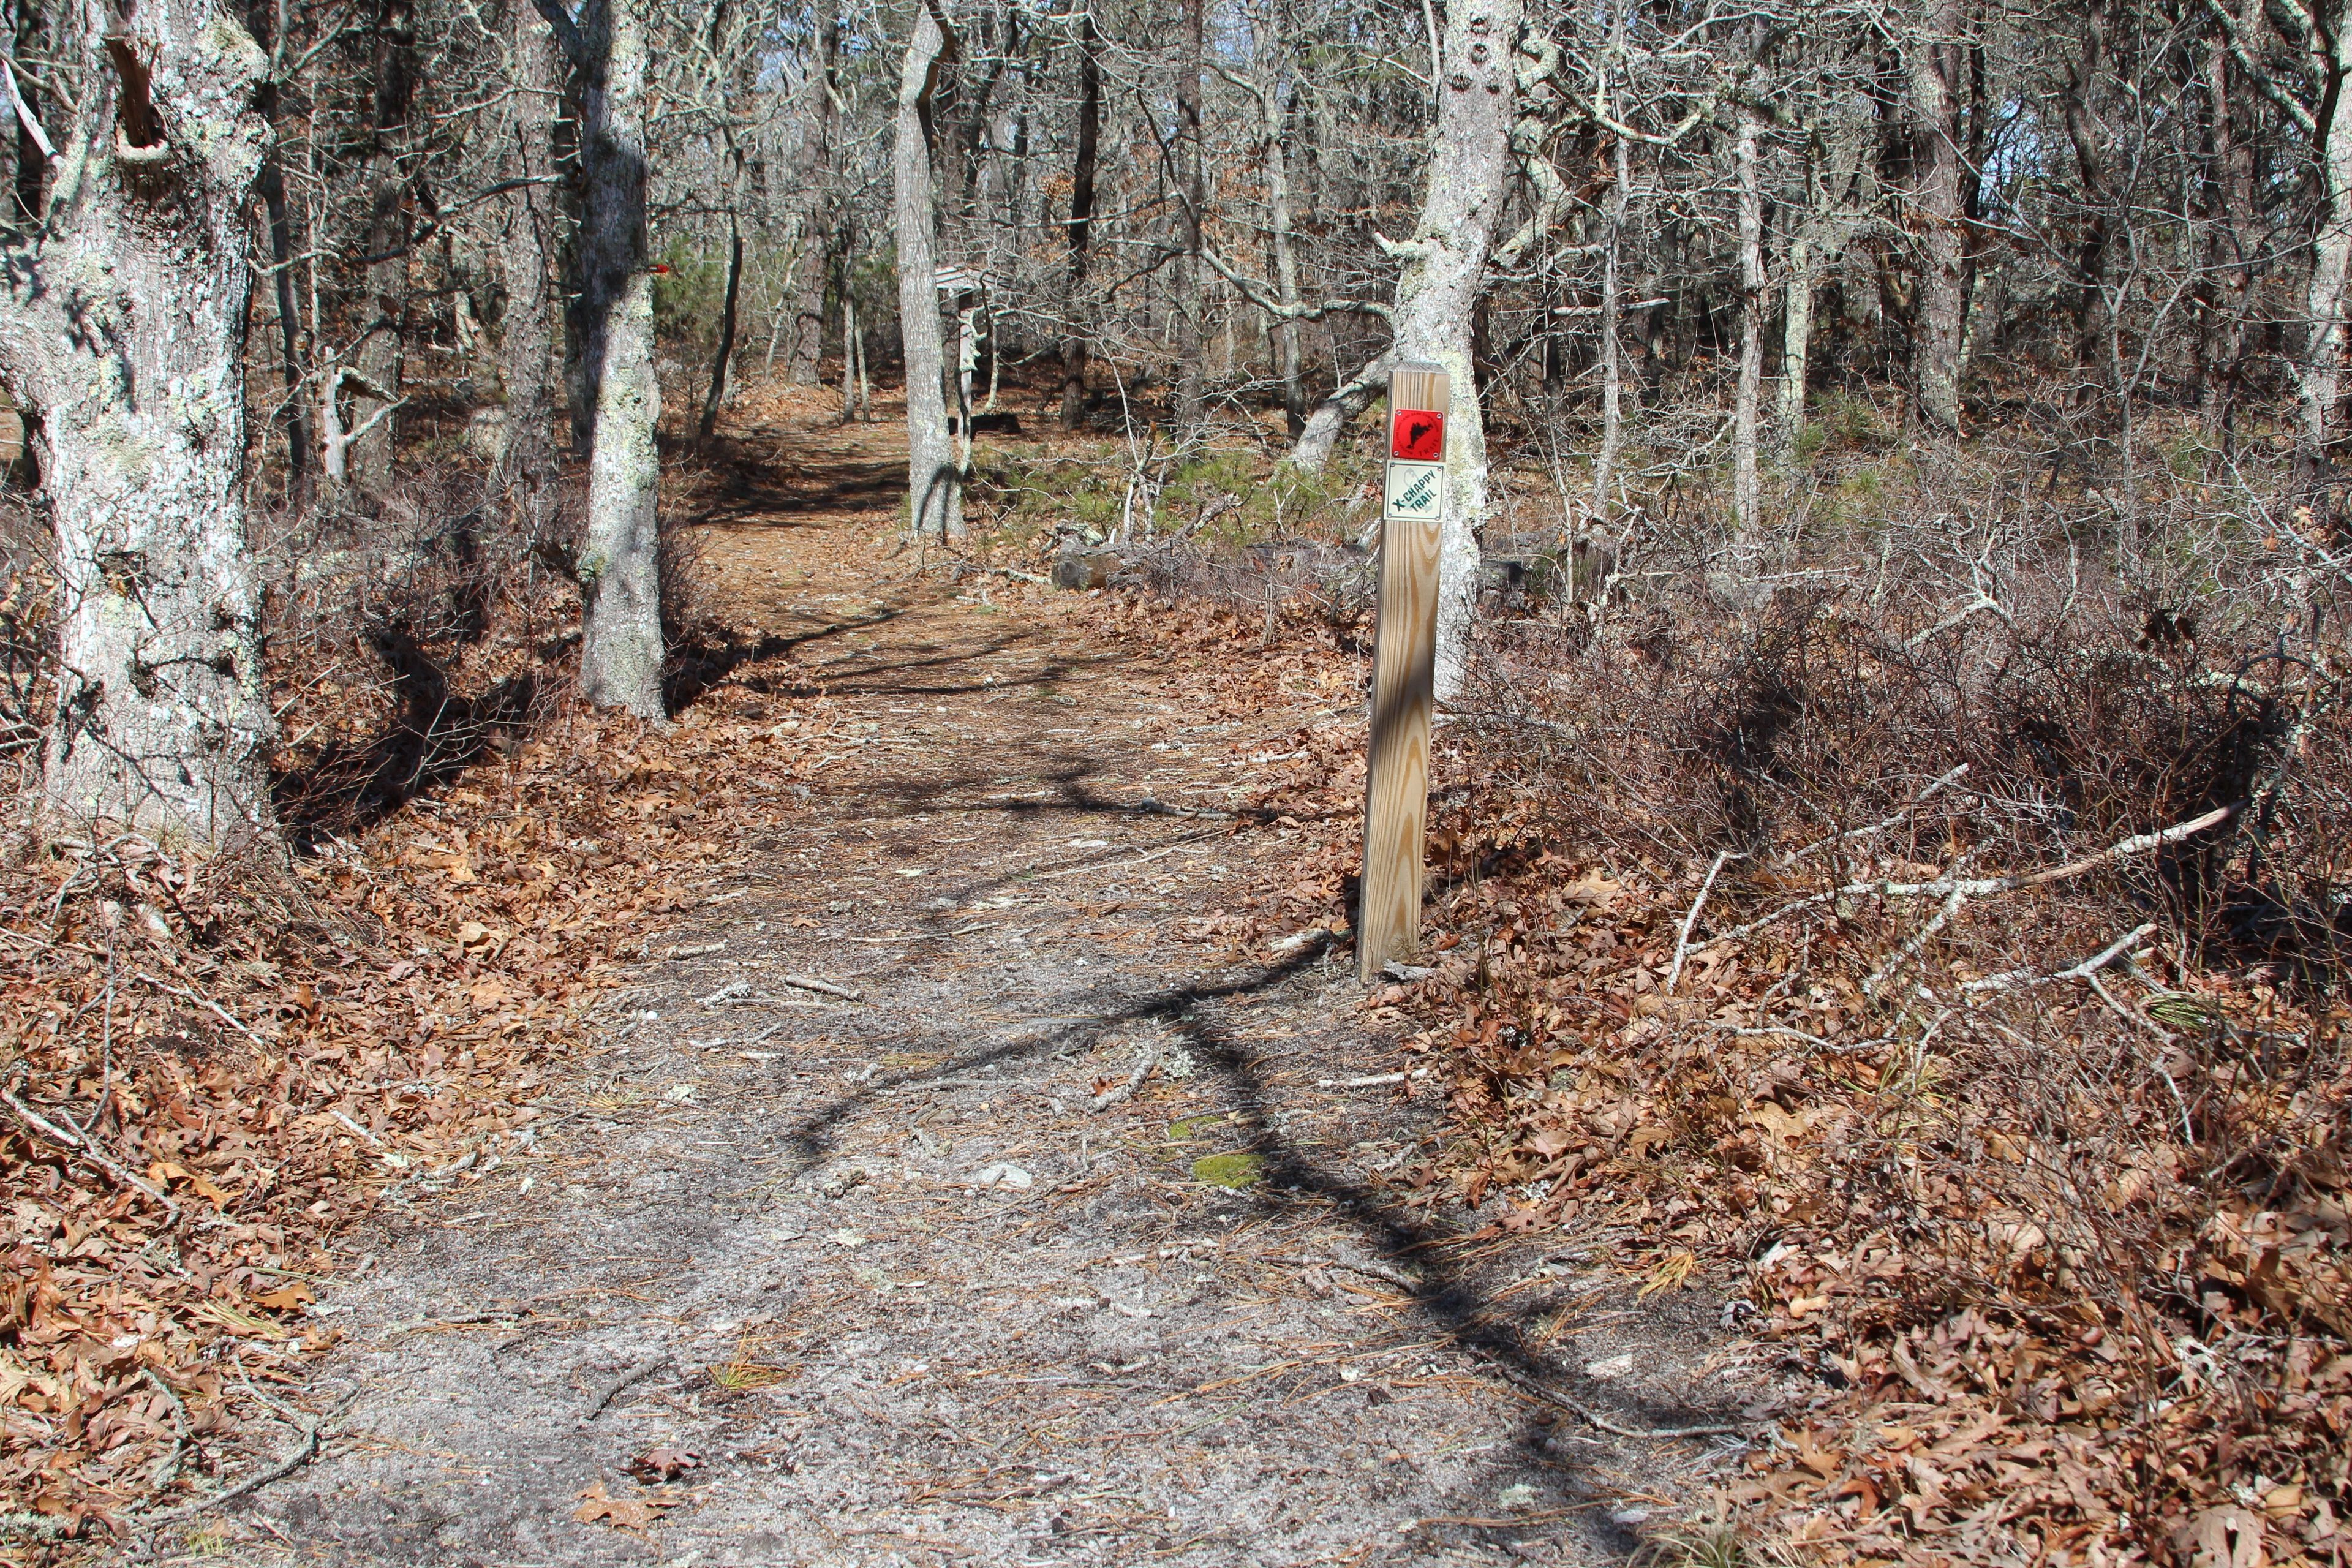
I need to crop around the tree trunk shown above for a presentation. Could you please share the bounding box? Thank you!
[2202,23,2255,431]
[352,0,417,491]
[895,5,962,539]
[699,219,744,443]
[1777,230,1816,463]
[253,84,314,497]
[1905,0,1966,434]
[561,0,666,718]
[7,0,43,225]
[1732,108,1764,557]
[1257,40,1306,435]
[786,0,839,385]
[1389,0,1522,701]
[1592,3,1629,513]
[1,0,277,844]
[1058,12,1100,430]
[2062,10,2113,388]
[500,5,560,532]
[1174,0,1206,431]
[2296,11,2352,483]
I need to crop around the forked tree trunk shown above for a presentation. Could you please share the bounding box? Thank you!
[538,0,666,718]
[700,219,744,442]
[1,0,277,845]
[895,4,962,539]
[1288,0,1521,565]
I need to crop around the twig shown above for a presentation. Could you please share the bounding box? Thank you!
[1665,851,1742,993]
[579,1353,671,1424]
[383,1310,525,1338]
[1863,884,1965,997]
[1781,764,1970,865]
[1483,1359,1748,1441]
[780,973,862,1002]
[141,1369,192,1493]
[1708,1023,1890,1055]
[1962,923,2157,995]
[1703,806,2234,954]
[1091,1047,1158,1110]
[698,978,752,1008]
[132,1380,322,1528]
[134,971,269,1048]
[1259,1254,1424,1292]
[1,1086,180,1226]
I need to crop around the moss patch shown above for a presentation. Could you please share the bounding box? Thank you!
[1191,1152,1266,1189]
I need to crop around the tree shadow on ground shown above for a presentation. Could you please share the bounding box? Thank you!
[764,932,1745,1556]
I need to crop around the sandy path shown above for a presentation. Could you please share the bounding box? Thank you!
[204,410,1754,1568]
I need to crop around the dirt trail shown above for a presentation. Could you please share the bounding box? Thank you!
[209,408,1758,1567]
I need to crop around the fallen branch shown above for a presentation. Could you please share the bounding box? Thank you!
[1091,1048,1158,1110]
[1863,884,1965,997]
[1259,1253,1425,1292]
[1,1085,179,1227]
[135,971,270,1048]
[1781,764,1970,866]
[1704,806,2233,954]
[780,972,862,1002]
[1666,851,1743,993]
[1962,922,2158,996]
[1483,1357,1748,1441]
[132,1409,319,1527]
[580,1353,671,1425]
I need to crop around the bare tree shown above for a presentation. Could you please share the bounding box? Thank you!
[539,0,667,718]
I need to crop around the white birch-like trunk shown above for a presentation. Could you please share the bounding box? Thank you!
[575,0,665,718]
[1389,0,1523,701]
[895,7,962,540]
[0,0,277,845]
[2296,19,2352,478]
[1777,232,1815,461]
[1731,109,1764,555]
[1591,33,1629,514]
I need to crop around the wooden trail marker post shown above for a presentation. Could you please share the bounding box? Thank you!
[1358,363,1450,982]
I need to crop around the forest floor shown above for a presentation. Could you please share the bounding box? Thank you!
[149,400,1766,1566]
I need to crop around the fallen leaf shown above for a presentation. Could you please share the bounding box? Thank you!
[573,1479,671,1531]
[626,1446,702,1483]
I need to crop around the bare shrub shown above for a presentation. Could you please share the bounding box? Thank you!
[1420,450,2352,1552]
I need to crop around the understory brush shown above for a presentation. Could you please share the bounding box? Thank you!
[1406,478,2351,1565]
[1072,439,2352,1567]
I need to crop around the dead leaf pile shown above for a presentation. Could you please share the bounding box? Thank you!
[0,658,832,1547]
